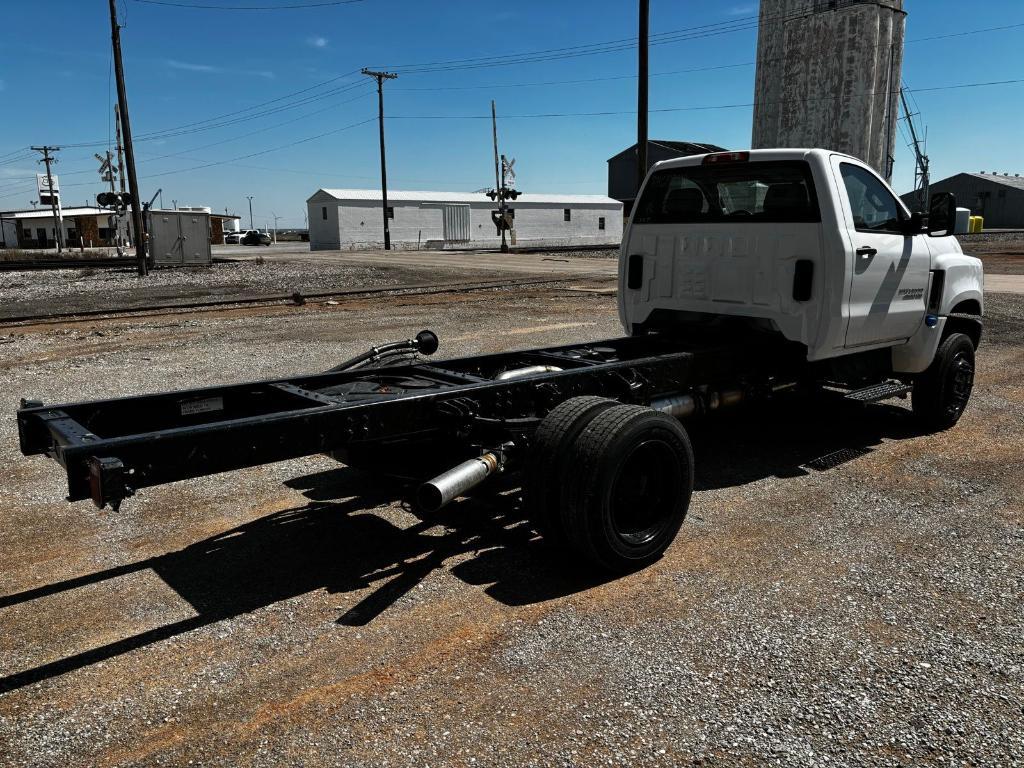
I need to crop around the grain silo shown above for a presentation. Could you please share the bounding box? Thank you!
[751,0,906,180]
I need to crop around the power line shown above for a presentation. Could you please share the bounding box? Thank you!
[126,87,374,164]
[129,68,364,138]
[139,116,376,179]
[44,15,1024,155]
[0,148,32,161]
[393,62,755,92]
[406,16,1024,77]
[59,79,371,149]
[133,0,365,9]
[387,20,1024,94]
[386,77,1024,121]
[376,4,917,74]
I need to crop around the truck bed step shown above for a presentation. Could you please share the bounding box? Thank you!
[844,380,912,403]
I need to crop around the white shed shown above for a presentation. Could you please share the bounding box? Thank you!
[306,189,623,251]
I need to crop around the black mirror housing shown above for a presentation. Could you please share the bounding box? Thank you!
[902,211,925,236]
[927,192,957,237]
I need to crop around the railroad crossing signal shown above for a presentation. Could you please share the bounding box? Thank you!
[97,191,133,209]
[95,152,118,183]
[502,156,516,187]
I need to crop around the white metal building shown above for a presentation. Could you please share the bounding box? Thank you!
[307,189,623,251]
[0,206,241,249]
[0,206,135,249]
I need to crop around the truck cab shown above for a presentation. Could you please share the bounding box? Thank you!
[620,148,983,375]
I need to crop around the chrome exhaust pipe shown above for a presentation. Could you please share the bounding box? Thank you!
[651,387,745,418]
[418,452,501,512]
[651,393,697,419]
[495,365,562,381]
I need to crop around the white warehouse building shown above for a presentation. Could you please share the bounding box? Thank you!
[306,189,623,251]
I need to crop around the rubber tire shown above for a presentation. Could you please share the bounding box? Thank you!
[523,396,619,548]
[912,332,976,432]
[561,404,694,572]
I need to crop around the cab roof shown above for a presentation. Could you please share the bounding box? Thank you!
[652,148,860,171]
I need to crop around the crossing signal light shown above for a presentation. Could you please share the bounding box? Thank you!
[97,192,134,208]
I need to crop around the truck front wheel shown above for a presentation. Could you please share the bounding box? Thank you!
[912,332,976,432]
[561,405,694,572]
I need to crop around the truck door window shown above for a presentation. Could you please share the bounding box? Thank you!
[633,161,819,224]
[839,163,904,233]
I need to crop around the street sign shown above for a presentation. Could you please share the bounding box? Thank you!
[37,173,60,206]
[36,173,59,195]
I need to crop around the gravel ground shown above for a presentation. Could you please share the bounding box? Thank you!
[0,259,511,320]
[0,286,1021,767]
[957,234,1024,275]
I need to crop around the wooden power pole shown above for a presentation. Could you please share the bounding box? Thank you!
[637,0,650,207]
[362,68,398,251]
[114,105,126,195]
[30,145,63,253]
[108,0,147,276]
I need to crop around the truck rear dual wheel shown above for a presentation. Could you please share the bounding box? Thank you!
[912,332,976,432]
[528,399,695,572]
[524,396,620,549]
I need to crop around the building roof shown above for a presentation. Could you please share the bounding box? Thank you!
[1,206,241,219]
[2,206,111,219]
[607,140,727,163]
[962,172,1024,191]
[309,189,621,206]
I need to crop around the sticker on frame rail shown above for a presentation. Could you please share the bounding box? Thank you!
[179,396,224,417]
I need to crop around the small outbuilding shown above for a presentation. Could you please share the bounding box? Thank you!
[900,172,1024,229]
[306,189,623,251]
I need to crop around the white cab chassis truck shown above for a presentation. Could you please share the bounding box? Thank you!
[17,149,983,575]
[622,148,982,429]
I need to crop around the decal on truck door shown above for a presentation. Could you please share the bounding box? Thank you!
[836,161,930,347]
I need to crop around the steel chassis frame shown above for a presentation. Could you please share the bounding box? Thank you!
[17,332,798,510]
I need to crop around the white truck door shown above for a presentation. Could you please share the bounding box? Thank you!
[832,158,930,347]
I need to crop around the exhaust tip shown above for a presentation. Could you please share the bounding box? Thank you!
[416,483,445,513]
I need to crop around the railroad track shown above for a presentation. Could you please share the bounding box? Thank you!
[0,273,614,328]
[0,258,135,272]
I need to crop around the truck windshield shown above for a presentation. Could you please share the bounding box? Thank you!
[633,160,820,224]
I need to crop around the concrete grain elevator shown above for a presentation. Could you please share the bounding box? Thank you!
[752,0,906,180]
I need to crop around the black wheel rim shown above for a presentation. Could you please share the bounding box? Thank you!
[945,350,974,420]
[609,438,684,547]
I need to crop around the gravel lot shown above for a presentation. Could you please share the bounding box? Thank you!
[0,259,515,320]
[0,284,1021,767]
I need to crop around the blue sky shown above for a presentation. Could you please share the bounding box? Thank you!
[0,0,1021,227]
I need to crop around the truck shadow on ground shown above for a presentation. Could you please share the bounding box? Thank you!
[0,394,918,694]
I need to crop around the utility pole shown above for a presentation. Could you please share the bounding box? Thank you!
[271,212,281,243]
[114,105,126,195]
[899,87,930,212]
[491,100,508,254]
[362,68,398,250]
[246,196,254,230]
[31,145,64,253]
[108,0,147,276]
[485,101,519,253]
[636,0,650,209]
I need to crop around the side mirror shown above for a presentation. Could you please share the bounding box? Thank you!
[902,211,924,236]
[927,192,957,237]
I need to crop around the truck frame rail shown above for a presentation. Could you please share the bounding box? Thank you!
[17,331,799,510]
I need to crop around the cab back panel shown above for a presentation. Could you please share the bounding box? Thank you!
[624,223,825,346]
